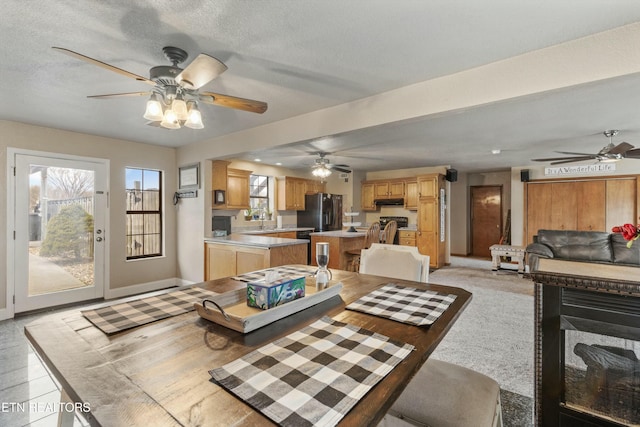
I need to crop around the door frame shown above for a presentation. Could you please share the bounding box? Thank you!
[6,148,110,317]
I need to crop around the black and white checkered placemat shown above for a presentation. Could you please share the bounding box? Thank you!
[82,287,219,334]
[209,316,414,427]
[346,283,457,326]
[231,265,314,282]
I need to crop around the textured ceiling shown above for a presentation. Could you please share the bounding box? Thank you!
[2,1,640,172]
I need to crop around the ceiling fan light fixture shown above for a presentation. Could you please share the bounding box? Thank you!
[184,102,204,129]
[143,93,163,121]
[160,108,180,129]
[172,95,188,121]
[312,166,332,179]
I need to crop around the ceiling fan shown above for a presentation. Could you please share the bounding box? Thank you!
[52,46,267,130]
[532,130,640,165]
[311,152,352,178]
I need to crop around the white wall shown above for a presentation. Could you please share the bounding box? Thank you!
[1,120,177,315]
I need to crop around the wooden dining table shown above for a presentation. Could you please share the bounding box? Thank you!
[24,265,471,427]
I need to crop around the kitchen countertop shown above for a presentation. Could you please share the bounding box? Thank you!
[204,233,309,248]
[236,227,314,235]
[310,230,366,237]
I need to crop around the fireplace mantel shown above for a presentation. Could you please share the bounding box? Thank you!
[530,258,640,427]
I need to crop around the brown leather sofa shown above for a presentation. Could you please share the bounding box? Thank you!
[526,229,640,267]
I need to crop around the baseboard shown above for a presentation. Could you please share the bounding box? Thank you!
[104,277,195,300]
[0,306,13,321]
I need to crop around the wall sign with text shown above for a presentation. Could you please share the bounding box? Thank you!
[544,163,616,176]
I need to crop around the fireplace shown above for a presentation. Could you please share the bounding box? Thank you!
[531,259,640,427]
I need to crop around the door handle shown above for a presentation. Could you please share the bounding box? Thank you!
[96,237,103,242]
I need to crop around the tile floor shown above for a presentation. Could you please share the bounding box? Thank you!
[0,309,88,427]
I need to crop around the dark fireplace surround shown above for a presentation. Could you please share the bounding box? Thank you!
[530,258,640,427]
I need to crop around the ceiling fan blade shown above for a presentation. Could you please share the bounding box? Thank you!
[52,47,156,86]
[608,142,634,155]
[624,148,640,158]
[555,151,595,156]
[331,167,352,173]
[199,92,268,114]
[532,155,595,162]
[87,91,151,99]
[176,54,227,89]
[549,157,596,165]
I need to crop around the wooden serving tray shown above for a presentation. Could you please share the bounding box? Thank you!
[194,281,343,333]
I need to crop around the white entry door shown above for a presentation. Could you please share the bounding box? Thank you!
[12,152,108,313]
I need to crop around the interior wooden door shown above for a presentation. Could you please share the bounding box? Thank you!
[526,183,552,244]
[577,180,605,231]
[606,178,637,230]
[550,182,578,230]
[471,185,502,258]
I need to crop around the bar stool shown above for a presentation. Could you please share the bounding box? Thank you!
[344,221,380,271]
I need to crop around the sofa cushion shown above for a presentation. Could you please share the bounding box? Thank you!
[526,242,554,259]
[537,230,612,263]
[611,233,640,265]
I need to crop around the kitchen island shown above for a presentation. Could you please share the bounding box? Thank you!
[310,230,366,270]
[204,234,308,280]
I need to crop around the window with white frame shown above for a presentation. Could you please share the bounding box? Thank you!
[249,174,270,218]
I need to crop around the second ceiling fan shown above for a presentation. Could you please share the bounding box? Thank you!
[532,130,640,165]
[53,45,267,130]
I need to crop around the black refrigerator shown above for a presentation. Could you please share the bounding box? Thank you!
[297,193,343,231]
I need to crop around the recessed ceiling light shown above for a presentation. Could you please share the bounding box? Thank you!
[254,158,262,162]
[491,149,501,155]
[275,162,282,166]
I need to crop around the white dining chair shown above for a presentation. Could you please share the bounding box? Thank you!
[360,245,503,427]
[359,243,429,283]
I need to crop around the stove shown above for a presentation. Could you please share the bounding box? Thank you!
[379,216,408,228]
[379,216,408,245]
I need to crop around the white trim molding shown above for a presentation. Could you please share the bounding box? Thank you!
[104,277,194,300]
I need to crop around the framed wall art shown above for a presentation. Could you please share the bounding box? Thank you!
[179,163,200,190]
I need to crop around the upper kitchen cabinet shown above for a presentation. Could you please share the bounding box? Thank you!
[226,168,251,209]
[306,180,326,195]
[373,180,404,199]
[361,179,406,211]
[277,177,307,211]
[211,160,251,210]
[361,182,376,211]
[404,179,418,210]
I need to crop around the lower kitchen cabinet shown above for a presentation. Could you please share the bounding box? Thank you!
[204,240,307,280]
[398,230,416,246]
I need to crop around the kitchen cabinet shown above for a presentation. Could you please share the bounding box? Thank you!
[226,168,251,209]
[362,182,376,211]
[361,179,405,211]
[416,173,446,268]
[204,238,307,280]
[211,160,252,210]
[277,177,307,210]
[525,177,638,244]
[306,180,326,194]
[404,180,418,210]
[373,180,404,199]
[398,230,416,246]
[361,182,376,211]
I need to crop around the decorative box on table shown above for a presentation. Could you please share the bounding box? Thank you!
[247,276,306,309]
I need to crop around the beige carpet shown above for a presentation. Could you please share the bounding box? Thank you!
[429,256,535,399]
